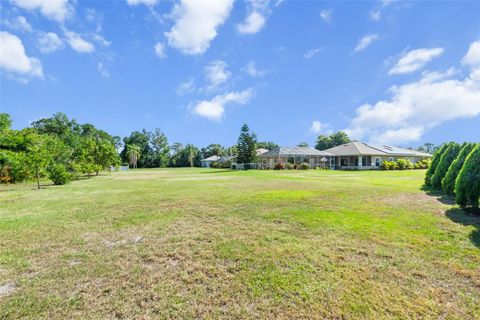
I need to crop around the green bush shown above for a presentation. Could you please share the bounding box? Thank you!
[217,161,231,169]
[415,158,431,169]
[396,159,414,170]
[47,164,70,185]
[273,162,285,170]
[455,144,480,210]
[0,150,30,183]
[210,162,218,168]
[431,143,461,189]
[425,144,449,186]
[299,162,310,170]
[285,163,295,170]
[442,143,475,196]
[381,160,397,170]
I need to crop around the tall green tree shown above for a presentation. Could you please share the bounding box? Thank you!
[126,144,141,169]
[455,144,480,210]
[0,113,12,132]
[25,133,56,189]
[149,129,170,167]
[442,143,475,196]
[201,144,225,158]
[315,131,350,150]
[425,143,449,186]
[185,144,198,168]
[431,142,461,189]
[256,141,278,150]
[236,124,257,169]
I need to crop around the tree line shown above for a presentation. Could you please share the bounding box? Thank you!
[0,113,265,186]
[425,142,480,212]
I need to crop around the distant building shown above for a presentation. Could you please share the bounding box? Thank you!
[200,155,220,168]
[257,146,333,169]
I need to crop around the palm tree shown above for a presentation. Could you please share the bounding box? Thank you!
[185,144,197,168]
[126,144,141,169]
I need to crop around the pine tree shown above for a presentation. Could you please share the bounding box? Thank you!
[455,144,480,210]
[431,142,461,189]
[425,143,449,186]
[442,143,475,196]
[236,124,257,169]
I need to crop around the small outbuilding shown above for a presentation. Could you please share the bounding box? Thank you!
[200,155,220,168]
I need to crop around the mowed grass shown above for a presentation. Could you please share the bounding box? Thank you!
[0,168,479,319]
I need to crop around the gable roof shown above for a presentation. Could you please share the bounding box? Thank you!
[201,155,220,162]
[323,142,432,157]
[259,146,332,157]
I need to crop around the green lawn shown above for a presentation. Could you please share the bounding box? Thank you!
[0,168,479,319]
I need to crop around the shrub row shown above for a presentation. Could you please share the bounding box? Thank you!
[381,158,431,170]
[425,142,480,212]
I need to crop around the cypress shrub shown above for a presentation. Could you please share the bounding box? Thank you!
[425,144,449,186]
[431,143,461,189]
[455,144,480,210]
[442,143,475,196]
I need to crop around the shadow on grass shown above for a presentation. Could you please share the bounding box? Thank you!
[446,208,480,248]
[199,169,235,174]
[421,185,455,205]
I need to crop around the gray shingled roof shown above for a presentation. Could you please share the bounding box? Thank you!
[258,146,332,157]
[323,142,432,157]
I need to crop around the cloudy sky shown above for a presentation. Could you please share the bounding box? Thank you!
[1,0,479,147]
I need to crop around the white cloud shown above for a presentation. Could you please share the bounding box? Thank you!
[6,16,32,32]
[91,34,111,47]
[462,40,480,68]
[11,0,71,22]
[64,30,95,53]
[192,89,254,121]
[354,34,379,52]
[154,42,166,58]
[320,9,331,22]
[370,10,381,21]
[0,31,43,81]
[176,78,196,96]
[309,121,327,134]
[204,60,231,89]
[243,60,266,77]
[304,47,323,59]
[237,0,271,35]
[97,62,109,78]
[346,51,480,145]
[37,32,63,53]
[165,0,234,55]
[389,47,444,75]
[126,0,158,6]
[237,11,266,34]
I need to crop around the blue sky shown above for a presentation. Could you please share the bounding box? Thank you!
[1,0,480,148]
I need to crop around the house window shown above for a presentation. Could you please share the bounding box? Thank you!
[388,157,394,161]
[341,158,348,166]
[375,157,381,166]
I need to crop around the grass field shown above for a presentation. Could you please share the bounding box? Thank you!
[0,168,479,319]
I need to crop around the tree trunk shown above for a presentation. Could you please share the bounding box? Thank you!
[36,168,40,189]
[96,171,99,176]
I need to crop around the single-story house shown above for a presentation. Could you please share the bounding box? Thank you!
[200,155,220,168]
[323,142,432,170]
[257,146,334,169]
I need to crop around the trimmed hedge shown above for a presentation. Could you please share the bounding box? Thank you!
[431,143,461,190]
[442,143,475,196]
[455,143,480,210]
[425,144,449,186]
